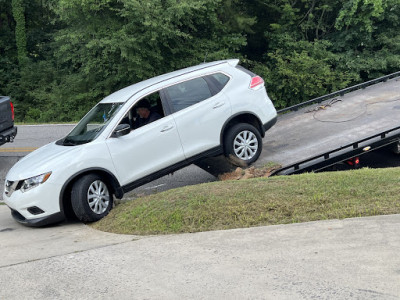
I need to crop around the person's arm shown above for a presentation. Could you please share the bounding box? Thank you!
[148,112,162,123]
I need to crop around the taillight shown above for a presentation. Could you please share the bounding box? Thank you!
[346,157,360,167]
[249,76,264,90]
[10,102,14,121]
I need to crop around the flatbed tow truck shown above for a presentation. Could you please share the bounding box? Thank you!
[258,71,400,176]
[197,71,400,176]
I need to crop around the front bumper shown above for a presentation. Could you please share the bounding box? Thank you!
[0,126,17,146]
[10,208,64,227]
[3,181,65,227]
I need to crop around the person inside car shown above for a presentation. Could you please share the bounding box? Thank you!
[134,98,161,129]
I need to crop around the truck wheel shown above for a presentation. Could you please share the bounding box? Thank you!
[71,174,113,222]
[224,123,262,165]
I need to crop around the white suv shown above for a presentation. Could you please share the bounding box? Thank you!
[4,59,277,226]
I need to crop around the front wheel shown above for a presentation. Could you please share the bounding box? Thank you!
[71,174,113,222]
[224,123,263,166]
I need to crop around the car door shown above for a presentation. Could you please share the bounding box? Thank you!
[106,103,184,187]
[163,74,231,159]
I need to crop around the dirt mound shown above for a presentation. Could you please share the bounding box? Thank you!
[219,165,282,181]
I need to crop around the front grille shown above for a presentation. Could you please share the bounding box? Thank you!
[5,180,16,196]
[27,206,45,215]
[4,180,21,197]
[5,180,13,190]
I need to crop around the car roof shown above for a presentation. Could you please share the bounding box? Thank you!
[101,59,239,104]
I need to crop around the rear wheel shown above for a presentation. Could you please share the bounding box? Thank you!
[224,123,262,165]
[71,174,113,222]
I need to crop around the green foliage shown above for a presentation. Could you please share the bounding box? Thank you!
[11,0,27,65]
[243,0,400,108]
[1,0,400,122]
[329,0,400,79]
[335,0,385,32]
[21,0,249,121]
[264,40,356,108]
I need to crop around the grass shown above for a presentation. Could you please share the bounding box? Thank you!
[15,122,77,125]
[91,167,400,235]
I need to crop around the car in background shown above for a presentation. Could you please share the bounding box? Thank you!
[0,96,17,146]
[3,59,277,226]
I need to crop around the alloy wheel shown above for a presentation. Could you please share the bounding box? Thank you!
[233,130,259,160]
[87,180,110,215]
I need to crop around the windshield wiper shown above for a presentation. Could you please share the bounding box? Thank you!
[62,139,77,146]
[63,142,76,146]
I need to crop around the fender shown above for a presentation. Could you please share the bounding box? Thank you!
[59,167,123,216]
[219,111,264,144]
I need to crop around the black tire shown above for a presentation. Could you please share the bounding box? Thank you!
[224,123,263,165]
[71,174,113,222]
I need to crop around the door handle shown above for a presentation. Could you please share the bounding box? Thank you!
[213,102,225,109]
[161,125,174,132]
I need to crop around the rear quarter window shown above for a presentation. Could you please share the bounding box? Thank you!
[209,73,230,91]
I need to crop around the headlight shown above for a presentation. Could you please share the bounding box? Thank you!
[21,172,52,193]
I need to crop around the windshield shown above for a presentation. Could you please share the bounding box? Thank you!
[62,103,123,146]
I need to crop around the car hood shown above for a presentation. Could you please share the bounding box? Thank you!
[6,142,82,181]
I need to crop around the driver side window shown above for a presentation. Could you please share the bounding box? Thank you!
[119,91,166,130]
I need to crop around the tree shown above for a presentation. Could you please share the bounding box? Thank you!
[2,0,400,122]
[330,0,400,79]
[244,0,356,108]
[11,0,27,66]
[26,0,250,121]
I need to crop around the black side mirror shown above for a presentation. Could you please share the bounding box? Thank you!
[112,123,131,138]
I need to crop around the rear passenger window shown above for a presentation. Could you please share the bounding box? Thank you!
[209,73,229,90]
[165,77,212,112]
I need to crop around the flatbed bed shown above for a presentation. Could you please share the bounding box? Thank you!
[256,74,400,174]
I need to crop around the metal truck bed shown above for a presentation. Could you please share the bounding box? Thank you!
[257,75,400,173]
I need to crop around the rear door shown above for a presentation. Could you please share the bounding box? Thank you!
[163,73,231,158]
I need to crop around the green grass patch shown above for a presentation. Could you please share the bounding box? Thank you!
[15,122,77,125]
[91,167,400,235]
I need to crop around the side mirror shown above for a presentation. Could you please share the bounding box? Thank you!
[112,123,131,138]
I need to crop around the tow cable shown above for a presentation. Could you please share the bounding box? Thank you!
[305,98,342,113]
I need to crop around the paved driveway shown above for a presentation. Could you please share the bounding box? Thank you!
[1,205,399,299]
